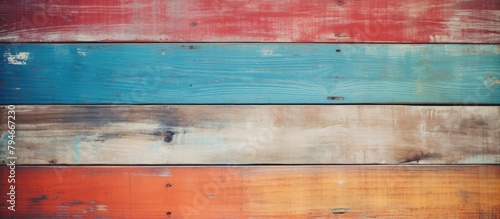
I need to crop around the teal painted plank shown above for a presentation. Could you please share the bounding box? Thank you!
[1,44,499,104]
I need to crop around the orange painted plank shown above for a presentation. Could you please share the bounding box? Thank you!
[1,0,499,42]
[1,166,499,218]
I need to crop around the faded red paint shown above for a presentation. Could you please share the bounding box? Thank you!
[0,0,498,42]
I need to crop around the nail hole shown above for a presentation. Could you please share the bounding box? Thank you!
[163,131,175,143]
[191,22,197,27]
[328,96,345,101]
[180,45,200,50]
[164,136,173,143]
[166,212,172,217]
[166,183,172,188]
[189,84,192,87]
[337,1,344,6]
[336,49,341,53]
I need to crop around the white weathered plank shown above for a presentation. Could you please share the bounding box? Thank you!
[1,105,499,164]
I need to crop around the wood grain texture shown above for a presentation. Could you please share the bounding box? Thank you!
[1,44,499,104]
[1,166,499,218]
[0,0,499,43]
[1,105,498,164]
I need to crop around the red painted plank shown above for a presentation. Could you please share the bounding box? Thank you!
[1,0,499,42]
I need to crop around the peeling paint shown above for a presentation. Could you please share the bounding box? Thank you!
[4,52,30,65]
[260,48,282,57]
[96,205,107,211]
[77,48,87,56]
[484,76,500,88]
[130,170,171,177]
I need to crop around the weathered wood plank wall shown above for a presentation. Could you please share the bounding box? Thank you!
[1,0,499,43]
[1,166,499,218]
[2,44,499,104]
[1,105,498,164]
[0,0,499,218]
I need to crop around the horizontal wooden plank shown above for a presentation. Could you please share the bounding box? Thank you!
[0,0,499,43]
[1,166,499,218]
[1,44,499,104]
[1,105,498,164]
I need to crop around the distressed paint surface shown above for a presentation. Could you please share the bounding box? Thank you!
[0,1,498,219]
[0,0,499,43]
[1,105,498,164]
[0,166,499,218]
[1,44,499,104]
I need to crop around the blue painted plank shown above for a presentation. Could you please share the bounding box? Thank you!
[1,44,499,104]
